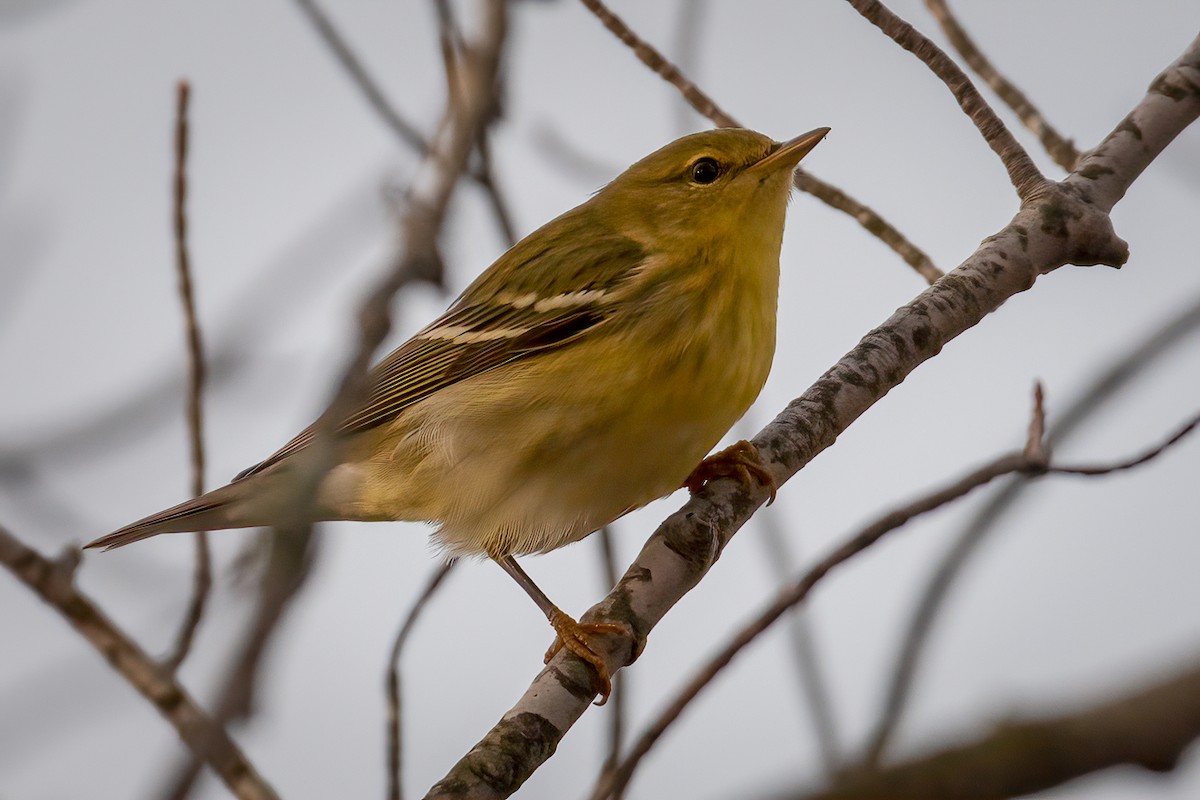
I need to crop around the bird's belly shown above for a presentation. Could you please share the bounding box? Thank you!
[361,316,772,558]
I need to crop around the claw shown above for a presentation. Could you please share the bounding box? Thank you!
[684,440,778,504]
[545,609,634,705]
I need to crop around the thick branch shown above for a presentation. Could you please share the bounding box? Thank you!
[0,526,277,800]
[1067,33,1200,213]
[796,658,1200,800]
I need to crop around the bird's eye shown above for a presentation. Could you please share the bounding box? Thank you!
[689,157,721,185]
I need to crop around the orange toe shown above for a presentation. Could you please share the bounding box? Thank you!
[544,609,633,705]
[684,440,778,504]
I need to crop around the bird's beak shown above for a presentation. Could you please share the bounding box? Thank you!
[750,127,831,173]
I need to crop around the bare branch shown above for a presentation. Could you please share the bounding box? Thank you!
[846,0,1047,201]
[292,0,427,151]
[157,529,318,800]
[925,0,1079,171]
[791,175,943,284]
[1050,410,1200,477]
[578,0,941,284]
[750,501,843,777]
[794,658,1200,800]
[1023,381,1048,464]
[293,0,517,248]
[388,561,457,800]
[1067,33,1200,214]
[164,79,212,674]
[0,526,278,800]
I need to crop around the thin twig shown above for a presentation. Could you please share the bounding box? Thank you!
[0,526,278,800]
[792,174,943,284]
[670,0,708,134]
[925,0,1079,171]
[292,0,427,151]
[846,0,1047,201]
[388,561,457,800]
[594,402,1200,799]
[863,289,1200,767]
[293,0,517,249]
[164,79,211,673]
[751,497,843,777]
[1050,411,1200,476]
[578,0,942,284]
[158,529,318,800]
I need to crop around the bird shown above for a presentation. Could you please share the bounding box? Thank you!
[88,126,830,703]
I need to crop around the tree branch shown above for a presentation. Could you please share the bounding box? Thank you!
[846,0,1047,200]
[794,657,1200,800]
[924,0,1079,171]
[388,561,457,800]
[164,78,211,674]
[0,526,278,800]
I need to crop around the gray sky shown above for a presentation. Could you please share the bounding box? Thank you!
[2,2,1200,798]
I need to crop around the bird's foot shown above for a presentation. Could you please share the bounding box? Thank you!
[544,609,634,706]
[684,440,778,504]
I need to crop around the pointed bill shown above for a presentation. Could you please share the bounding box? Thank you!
[750,127,831,174]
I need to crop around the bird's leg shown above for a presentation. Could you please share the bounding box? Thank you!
[684,439,778,504]
[493,554,632,705]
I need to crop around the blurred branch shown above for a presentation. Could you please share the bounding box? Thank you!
[292,0,427,151]
[388,561,457,800]
[163,78,212,674]
[578,0,943,284]
[593,526,626,792]
[275,0,507,535]
[845,0,1047,200]
[791,657,1200,800]
[0,525,278,800]
[0,173,384,476]
[670,0,708,133]
[752,493,843,776]
[158,528,318,800]
[293,0,517,248]
[924,0,1079,171]
[864,287,1200,767]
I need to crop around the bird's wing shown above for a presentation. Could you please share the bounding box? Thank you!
[234,228,645,481]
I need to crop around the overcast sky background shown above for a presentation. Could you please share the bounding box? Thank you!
[2,1,1200,798]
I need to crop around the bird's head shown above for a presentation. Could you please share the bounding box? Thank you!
[594,127,830,250]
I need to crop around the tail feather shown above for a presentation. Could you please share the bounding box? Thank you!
[87,483,252,551]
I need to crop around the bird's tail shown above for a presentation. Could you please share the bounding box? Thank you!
[86,481,255,551]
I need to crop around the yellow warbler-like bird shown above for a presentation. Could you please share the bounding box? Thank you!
[88,127,829,702]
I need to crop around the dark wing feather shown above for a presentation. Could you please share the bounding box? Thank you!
[233,227,644,481]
